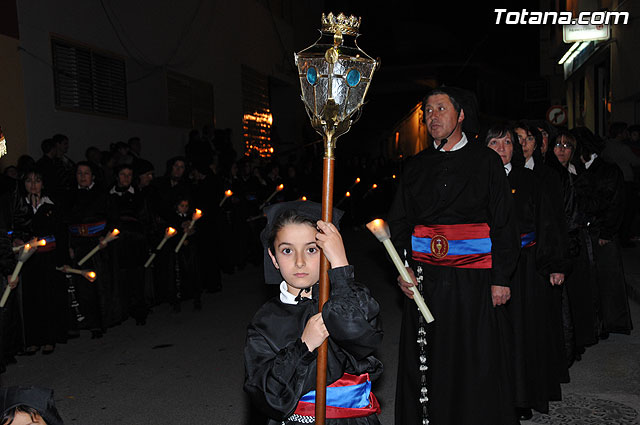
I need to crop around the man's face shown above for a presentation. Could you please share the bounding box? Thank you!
[118,168,133,187]
[424,94,464,141]
[57,138,69,154]
[171,161,185,179]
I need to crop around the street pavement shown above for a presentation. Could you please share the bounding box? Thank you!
[1,228,638,424]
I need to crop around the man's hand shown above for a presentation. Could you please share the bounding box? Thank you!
[301,312,329,352]
[491,285,510,307]
[397,267,417,299]
[550,273,565,286]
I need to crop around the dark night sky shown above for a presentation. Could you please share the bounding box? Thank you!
[316,1,546,154]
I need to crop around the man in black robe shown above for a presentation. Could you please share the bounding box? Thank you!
[389,87,520,425]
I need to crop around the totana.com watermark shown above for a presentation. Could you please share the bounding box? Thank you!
[494,9,629,25]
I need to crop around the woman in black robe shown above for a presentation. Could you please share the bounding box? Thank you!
[486,124,568,419]
[13,169,69,355]
[64,161,114,338]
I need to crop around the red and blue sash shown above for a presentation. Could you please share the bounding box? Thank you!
[412,223,492,269]
[520,231,536,248]
[293,373,380,418]
[69,221,106,237]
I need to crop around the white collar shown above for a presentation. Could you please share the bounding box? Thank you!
[504,163,512,175]
[585,153,598,170]
[524,156,534,170]
[109,185,135,196]
[26,195,54,214]
[567,163,577,175]
[433,132,468,152]
[279,281,298,305]
[78,182,95,190]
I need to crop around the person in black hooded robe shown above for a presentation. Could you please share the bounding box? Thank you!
[486,124,568,419]
[244,201,383,425]
[571,127,633,338]
[390,87,520,425]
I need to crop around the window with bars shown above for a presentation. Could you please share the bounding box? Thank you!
[51,37,127,117]
[242,65,273,157]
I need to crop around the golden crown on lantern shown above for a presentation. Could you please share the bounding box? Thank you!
[321,12,361,36]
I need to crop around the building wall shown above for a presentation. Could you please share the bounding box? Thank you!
[14,0,316,170]
[0,33,29,170]
[610,0,640,124]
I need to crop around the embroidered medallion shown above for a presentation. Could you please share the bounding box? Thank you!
[430,235,449,258]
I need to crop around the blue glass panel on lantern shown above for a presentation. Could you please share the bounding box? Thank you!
[346,69,361,87]
[306,67,318,85]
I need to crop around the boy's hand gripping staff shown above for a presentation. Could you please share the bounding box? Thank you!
[366,219,435,323]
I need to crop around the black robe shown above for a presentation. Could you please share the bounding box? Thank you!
[573,157,632,335]
[389,141,520,425]
[244,266,383,425]
[507,166,568,413]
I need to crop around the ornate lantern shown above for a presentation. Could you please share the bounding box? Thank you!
[295,12,379,156]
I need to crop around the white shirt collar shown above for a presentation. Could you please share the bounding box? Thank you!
[26,195,54,214]
[504,163,512,175]
[433,132,468,152]
[109,185,135,196]
[567,163,577,175]
[524,156,534,170]
[585,153,598,170]
[78,182,95,190]
[279,281,298,305]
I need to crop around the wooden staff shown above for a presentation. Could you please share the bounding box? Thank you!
[77,228,119,266]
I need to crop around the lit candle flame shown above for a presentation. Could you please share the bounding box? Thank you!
[24,243,31,250]
[392,174,396,179]
[355,177,361,184]
[112,229,120,236]
[37,239,47,247]
[301,196,307,201]
[193,209,202,220]
[167,227,177,236]
[225,190,233,197]
[372,184,378,189]
[277,184,284,191]
[346,191,351,197]
[365,219,391,242]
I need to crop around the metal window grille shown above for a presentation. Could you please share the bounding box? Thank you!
[51,37,127,117]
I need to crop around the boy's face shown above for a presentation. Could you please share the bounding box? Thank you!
[177,200,189,214]
[268,223,320,296]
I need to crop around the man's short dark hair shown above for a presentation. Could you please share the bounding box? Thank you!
[40,138,55,154]
[424,89,462,114]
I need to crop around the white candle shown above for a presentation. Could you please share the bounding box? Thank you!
[56,266,97,282]
[259,184,284,210]
[77,228,120,266]
[366,219,434,323]
[1,243,39,308]
[175,209,202,253]
[219,190,233,207]
[144,227,177,268]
